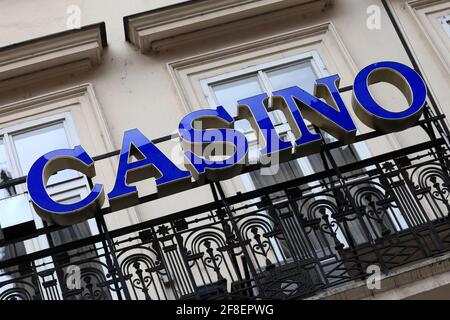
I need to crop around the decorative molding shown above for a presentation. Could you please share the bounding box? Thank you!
[0,83,113,152]
[168,21,357,112]
[408,0,447,10]
[308,251,450,300]
[0,23,107,90]
[166,20,400,203]
[169,22,331,68]
[0,83,105,134]
[0,83,143,226]
[406,0,450,74]
[124,0,333,53]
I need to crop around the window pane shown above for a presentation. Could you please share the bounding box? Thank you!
[212,75,263,116]
[267,62,317,94]
[212,76,265,133]
[0,139,27,267]
[0,139,9,174]
[0,139,15,200]
[12,123,77,184]
[439,15,450,38]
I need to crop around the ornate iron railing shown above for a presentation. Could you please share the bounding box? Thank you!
[1,128,450,300]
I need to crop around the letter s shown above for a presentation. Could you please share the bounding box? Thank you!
[178,106,248,182]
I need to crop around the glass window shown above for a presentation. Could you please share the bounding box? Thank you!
[0,140,8,172]
[0,114,105,298]
[207,55,362,188]
[267,62,317,93]
[438,15,450,38]
[0,117,92,238]
[209,60,322,185]
[12,123,78,185]
[0,140,14,200]
[212,75,263,132]
[212,75,263,117]
[0,137,26,273]
[266,62,317,126]
[204,54,391,256]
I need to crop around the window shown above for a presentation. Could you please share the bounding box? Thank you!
[407,1,450,73]
[438,15,450,38]
[171,25,398,263]
[0,85,120,299]
[201,52,380,260]
[13,123,77,185]
[0,139,15,200]
[0,113,96,255]
[0,112,112,299]
[201,52,368,192]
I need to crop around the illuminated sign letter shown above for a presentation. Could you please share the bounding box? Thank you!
[272,75,357,157]
[179,106,248,181]
[108,129,191,209]
[237,93,293,163]
[25,60,429,226]
[27,146,104,225]
[352,61,427,132]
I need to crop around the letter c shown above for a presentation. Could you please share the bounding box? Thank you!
[27,146,104,225]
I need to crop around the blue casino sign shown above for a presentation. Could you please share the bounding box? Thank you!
[26,61,427,225]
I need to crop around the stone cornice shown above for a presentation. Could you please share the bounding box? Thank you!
[124,0,333,53]
[408,0,448,10]
[0,23,107,88]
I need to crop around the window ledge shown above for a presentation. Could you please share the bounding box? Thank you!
[0,23,107,89]
[124,0,333,53]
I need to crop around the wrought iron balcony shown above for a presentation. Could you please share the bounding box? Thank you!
[1,120,450,300]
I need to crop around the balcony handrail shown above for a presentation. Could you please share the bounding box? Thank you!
[0,135,444,261]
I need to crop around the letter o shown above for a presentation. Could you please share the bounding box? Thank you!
[352,61,427,132]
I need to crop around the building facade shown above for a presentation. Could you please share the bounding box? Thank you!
[0,0,450,300]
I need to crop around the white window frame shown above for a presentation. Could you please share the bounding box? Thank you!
[0,112,122,300]
[0,112,99,235]
[200,51,372,192]
[199,51,379,258]
[438,14,450,37]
